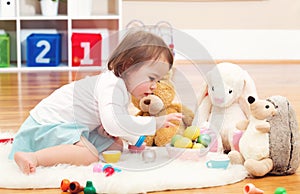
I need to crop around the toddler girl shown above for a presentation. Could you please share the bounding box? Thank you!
[9,30,183,174]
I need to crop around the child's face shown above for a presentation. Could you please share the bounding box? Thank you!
[124,57,170,100]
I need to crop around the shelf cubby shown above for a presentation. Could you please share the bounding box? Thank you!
[0,0,122,72]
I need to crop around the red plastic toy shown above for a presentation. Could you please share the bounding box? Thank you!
[0,138,13,143]
[103,166,115,177]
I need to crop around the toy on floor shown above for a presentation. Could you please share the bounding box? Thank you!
[192,62,258,153]
[132,78,194,146]
[229,95,300,177]
[60,179,96,194]
[274,187,287,194]
[60,180,83,193]
[84,181,96,194]
[60,179,71,192]
[243,183,264,194]
[69,181,84,193]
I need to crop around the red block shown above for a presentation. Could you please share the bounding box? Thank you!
[71,33,102,67]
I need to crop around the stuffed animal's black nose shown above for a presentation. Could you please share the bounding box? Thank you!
[144,99,151,105]
[248,96,255,104]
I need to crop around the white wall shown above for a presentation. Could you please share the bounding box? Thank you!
[123,0,300,29]
[178,29,300,60]
[123,0,300,61]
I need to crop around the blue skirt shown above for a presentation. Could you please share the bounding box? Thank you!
[8,116,114,159]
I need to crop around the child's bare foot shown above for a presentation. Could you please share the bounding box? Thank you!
[14,152,38,174]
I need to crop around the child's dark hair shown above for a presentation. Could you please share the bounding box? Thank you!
[108,30,174,77]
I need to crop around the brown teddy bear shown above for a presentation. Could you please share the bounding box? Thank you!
[131,80,194,146]
[228,95,300,177]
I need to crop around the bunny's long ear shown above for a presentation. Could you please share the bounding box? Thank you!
[239,70,258,117]
[197,81,209,107]
[192,82,212,127]
[242,70,258,100]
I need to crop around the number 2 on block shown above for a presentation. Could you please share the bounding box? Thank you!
[35,40,51,64]
[80,42,93,65]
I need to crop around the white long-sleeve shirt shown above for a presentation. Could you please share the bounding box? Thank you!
[30,70,156,143]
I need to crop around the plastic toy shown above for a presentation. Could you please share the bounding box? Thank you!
[60,179,85,193]
[128,144,146,153]
[274,187,287,194]
[95,164,121,176]
[243,183,264,194]
[206,159,230,169]
[197,134,211,147]
[199,127,218,152]
[60,179,70,192]
[120,135,146,148]
[102,150,121,163]
[84,181,96,194]
[113,167,122,172]
[0,138,13,143]
[103,166,115,177]
[170,126,213,150]
[93,163,103,173]
[69,181,84,193]
[142,149,156,163]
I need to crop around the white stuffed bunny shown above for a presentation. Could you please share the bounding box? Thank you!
[192,62,258,153]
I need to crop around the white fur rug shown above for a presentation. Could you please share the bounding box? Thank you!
[0,142,247,193]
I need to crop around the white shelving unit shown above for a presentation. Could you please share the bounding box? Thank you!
[0,0,122,72]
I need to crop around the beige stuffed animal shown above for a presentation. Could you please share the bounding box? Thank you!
[229,95,300,177]
[192,62,257,153]
[131,80,194,146]
[229,96,277,177]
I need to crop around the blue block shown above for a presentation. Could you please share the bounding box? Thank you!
[26,33,61,67]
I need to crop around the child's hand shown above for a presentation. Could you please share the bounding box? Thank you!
[155,113,183,129]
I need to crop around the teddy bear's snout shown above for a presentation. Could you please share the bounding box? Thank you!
[143,99,151,105]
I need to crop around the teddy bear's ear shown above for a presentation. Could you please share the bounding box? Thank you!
[131,95,140,109]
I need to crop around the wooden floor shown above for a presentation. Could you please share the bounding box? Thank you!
[0,63,300,193]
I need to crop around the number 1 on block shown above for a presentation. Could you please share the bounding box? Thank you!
[80,42,93,65]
